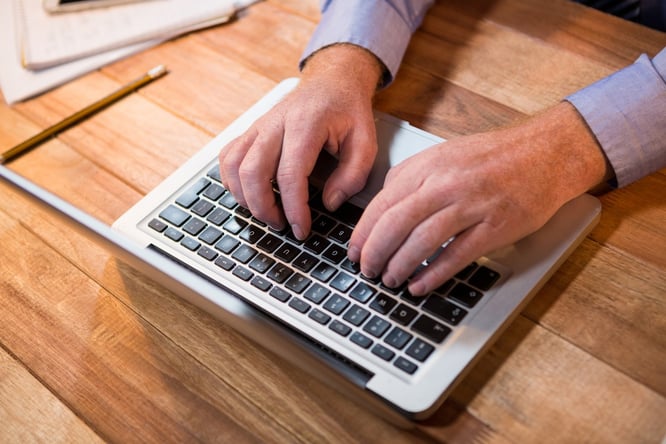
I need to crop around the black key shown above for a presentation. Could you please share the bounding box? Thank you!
[455,262,478,280]
[343,304,370,326]
[448,283,484,308]
[215,235,239,254]
[232,266,253,281]
[411,315,451,344]
[251,276,272,292]
[240,225,265,244]
[206,207,231,226]
[183,217,207,236]
[369,293,397,314]
[256,233,282,253]
[341,258,360,275]
[176,178,209,208]
[219,193,238,209]
[380,281,406,295]
[207,165,222,182]
[288,297,310,313]
[323,294,350,315]
[231,244,257,264]
[334,202,363,226]
[303,283,330,304]
[159,205,189,227]
[308,309,331,325]
[223,216,247,234]
[198,226,223,245]
[191,199,214,217]
[433,279,455,296]
[350,332,373,349]
[423,296,468,326]
[275,243,300,263]
[330,272,356,293]
[322,244,346,264]
[164,227,183,242]
[349,282,376,303]
[285,273,312,294]
[249,253,275,274]
[468,266,501,291]
[371,344,395,361]
[214,256,235,271]
[394,357,418,375]
[363,315,391,338]
[267,263,293,284]
[311,262,336,282]
[400,289,425,306]
[202,183,225,201]
[384,326,413,350]
[235,206,252,218]
[405,339,434,362]
[390,304,418,326]
[330,224,352,244]
[148,218,167,232]
[269,287,291,302]
[312,214,336,234]
[304,234,330,254]
[293,252,318,273]
[181,237,200,251]
[197,246,218,261]
[329,320,352,337]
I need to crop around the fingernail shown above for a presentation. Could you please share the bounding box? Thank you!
[291,224,304,240]
[408,281,426,296]
[328,190,346,210]
[383,275,397,289]
[347,245,360,262]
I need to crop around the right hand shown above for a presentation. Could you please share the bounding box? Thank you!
[218,44,383,239]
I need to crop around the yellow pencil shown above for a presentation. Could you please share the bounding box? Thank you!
[0,64,168,164]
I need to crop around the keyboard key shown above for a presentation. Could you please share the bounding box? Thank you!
[148,218,167,232]
[304,234,330,254]
[197,246,218,261]
[206,207,231,226]
[267,263,293,284]
[448,283,484,308]
[202,183,225,201]
[468,266,501,290]
[159,205,189,227]
[164,227,183,242]
[400,289,425,306]
[323,294,350,315]
[191,199,214,217]
[405,339,434,362]
[341,258,360,275]
[371,344,395,361]
[303,283,330,304]
[240,225,265,244]
[269,287,291,302]
[369,293,397,314]
[288,297,310,314]
[285,273,312,294]
[275,243,300,263]
[293,252,318,273]
[423,296,468,326]
[455,262,478,280]
[183,217,207,236]
[215,235,239,254]
[223,216,248,234]
[349,282,375,303]
[308,309,331,325]
[330,272,356,293]
[198,226,223,245]
[350,332,373,349]
[207,165,222,182]
[231,244,257,264]
[330,224,352,244]
[256,233,282,253]
[312,214,336,234]
[311,262,336,282]
[219,193,238,209]
[175,178,209,208]
[333,202,363,226]
[329,320,352,337]
[411,315,451,344]
[390,304,418,326]
[235,206,252,218]
[363,315,391,338]
[322,244,346,264]
[214,256,235,271]
[343,305,370,326]
[251,276,272,292]
[181,237,200,251]
[384,326,413,350]
[232,266,253,281]
[394,357,418,375]
[249,254,275,274]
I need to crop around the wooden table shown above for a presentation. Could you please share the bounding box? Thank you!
[1,0,664,442]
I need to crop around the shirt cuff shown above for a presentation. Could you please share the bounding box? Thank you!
[566,48,666,187]
[300,0,433,87]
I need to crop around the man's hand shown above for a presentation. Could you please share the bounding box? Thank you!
[348,102,610,296]
[218,44,382,239]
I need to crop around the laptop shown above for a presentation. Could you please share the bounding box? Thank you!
[0,78,601,423]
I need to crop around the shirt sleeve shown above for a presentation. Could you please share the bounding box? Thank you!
[566,47,666,187]
[300,0,434,87]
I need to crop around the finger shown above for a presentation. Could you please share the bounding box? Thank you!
[277,126,327,240]
[218,129,258,207]
[321,120,377,211]
[238,128,287,229]
[381,203,478,290]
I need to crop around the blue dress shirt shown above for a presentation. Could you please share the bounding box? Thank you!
[300,0,666,188]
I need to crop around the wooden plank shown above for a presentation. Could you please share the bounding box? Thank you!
[0,347,104,444]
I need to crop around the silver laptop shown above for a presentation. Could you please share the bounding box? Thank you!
[1,78,601,423]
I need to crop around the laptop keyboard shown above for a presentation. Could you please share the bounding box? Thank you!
[146,164,503,377]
